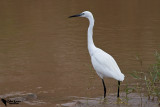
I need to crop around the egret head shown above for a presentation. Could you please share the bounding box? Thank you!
[69,11,93,18]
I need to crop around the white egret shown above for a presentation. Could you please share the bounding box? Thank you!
[69,11,125,98]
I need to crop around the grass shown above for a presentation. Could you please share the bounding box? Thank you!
[128,50,160,105]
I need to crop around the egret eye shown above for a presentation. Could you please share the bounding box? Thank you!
[81,13,85,15]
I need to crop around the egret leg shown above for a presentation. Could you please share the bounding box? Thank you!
[117,81,120,97]
[102,79,106,98]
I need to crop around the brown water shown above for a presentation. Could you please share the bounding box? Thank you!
[0,0,160,107]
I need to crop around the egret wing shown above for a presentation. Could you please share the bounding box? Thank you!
[91,48,124,81]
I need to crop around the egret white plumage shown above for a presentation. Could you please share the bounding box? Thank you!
[69,11,125,98]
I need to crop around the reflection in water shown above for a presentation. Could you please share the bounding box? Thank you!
[0,0,160,106]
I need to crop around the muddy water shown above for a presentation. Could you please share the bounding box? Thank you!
[0,0,160,106]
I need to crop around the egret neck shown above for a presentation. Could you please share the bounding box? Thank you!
[87,15,97,56]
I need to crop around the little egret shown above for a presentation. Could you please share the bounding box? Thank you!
[69,11,125,98]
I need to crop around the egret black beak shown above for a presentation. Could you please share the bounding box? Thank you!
[68,13,83,18]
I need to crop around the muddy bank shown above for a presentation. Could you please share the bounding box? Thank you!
[58,93,159,107]
[0,91,45,106]
[0,92,159,107]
